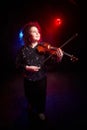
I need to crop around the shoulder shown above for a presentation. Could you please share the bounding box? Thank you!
[19,45,29,51]
[17,45,27,55]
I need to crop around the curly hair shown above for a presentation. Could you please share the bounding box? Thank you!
[22,21,41,45]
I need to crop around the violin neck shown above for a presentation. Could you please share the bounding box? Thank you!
[50,46,78,61]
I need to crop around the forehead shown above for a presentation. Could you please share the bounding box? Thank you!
[29,26,39,31]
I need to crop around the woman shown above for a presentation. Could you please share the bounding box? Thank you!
[16,21,63,120]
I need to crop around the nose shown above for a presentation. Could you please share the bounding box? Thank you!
[36,32,39,35]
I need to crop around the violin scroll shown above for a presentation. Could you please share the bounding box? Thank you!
[70,55,78,62]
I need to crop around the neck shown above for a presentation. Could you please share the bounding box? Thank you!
[31,42,38,48]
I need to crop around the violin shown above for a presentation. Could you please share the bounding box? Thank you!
[37,33,79,62]
[37,43,58,55]
[37,42,78,62]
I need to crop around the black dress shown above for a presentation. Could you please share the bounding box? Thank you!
[16,43,48,113]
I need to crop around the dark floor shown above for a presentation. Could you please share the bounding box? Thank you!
[0,70,87,130]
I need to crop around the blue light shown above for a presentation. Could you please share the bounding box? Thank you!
[18,30,24,46]
[19,31,23,39]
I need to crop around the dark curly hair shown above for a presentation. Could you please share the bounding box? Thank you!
[22,21,42,45]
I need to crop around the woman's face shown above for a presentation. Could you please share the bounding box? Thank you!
[29,26,41,42]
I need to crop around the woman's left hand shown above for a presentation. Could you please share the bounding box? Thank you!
[56,48,63,61]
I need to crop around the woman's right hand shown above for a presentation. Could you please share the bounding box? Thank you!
[25,65,40,72]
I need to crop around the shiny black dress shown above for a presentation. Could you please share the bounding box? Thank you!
[16,43,48,113]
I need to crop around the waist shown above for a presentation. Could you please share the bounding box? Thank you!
[24,71,47,81]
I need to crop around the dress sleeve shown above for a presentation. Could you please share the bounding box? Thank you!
[15,47,26,73]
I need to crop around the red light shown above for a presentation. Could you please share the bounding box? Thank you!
[55,18,62,26]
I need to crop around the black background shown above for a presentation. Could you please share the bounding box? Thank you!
[0,0,87,129]
[0,0,86,83]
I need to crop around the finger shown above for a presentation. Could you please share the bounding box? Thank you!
[57,48,61,56]
[58,48,63,56]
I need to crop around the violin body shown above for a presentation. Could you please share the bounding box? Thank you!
[37,43,57,55]
[37,42,78,62]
